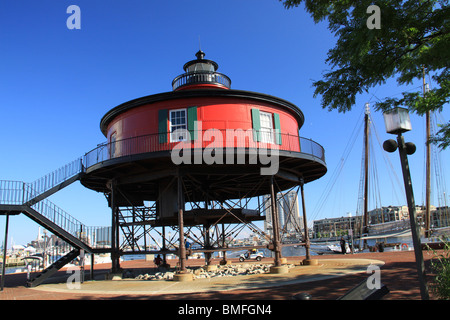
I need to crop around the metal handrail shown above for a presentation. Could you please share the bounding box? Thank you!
[83,130,326,169]
[172,71,231,90]
[24,158,84,203]
[0,180,24,205]
[0,181,110,249]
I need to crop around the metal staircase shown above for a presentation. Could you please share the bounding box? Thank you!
[0,158,110,286]
[27,248,80,287]
[22,202,93,252]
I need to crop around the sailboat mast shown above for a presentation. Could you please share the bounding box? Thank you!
[424,67,431,238]
[363,103,370,238]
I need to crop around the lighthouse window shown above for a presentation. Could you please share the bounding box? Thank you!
[251,109,282,145]
[170,109,187,142]
[110,132,117,158]
[187,63,214,73]
[259,111,274,144]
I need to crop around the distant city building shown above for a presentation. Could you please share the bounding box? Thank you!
[312,214,361,239]
[367,205,410,224]
[312,204,450,239]
[263,190,303,240]
[432,206,450,228]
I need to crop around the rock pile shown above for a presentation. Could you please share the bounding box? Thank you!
[126,263,295,281]
[134,271,175,281]
[193,263,271,279]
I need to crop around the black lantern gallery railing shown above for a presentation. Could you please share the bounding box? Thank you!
[172,71,232,90]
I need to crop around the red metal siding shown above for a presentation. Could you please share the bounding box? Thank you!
[106,97,301,153]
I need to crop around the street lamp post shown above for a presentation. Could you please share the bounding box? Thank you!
[382,107,429,300]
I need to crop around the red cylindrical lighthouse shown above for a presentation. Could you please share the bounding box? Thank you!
[81,51,326,274]
[98,50,304,158]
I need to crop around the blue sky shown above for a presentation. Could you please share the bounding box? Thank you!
[1,0,449,246]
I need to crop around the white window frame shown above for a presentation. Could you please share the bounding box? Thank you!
[259,111,274,144]
[169,108,188,142]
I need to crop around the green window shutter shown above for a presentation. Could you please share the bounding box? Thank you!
[273,113,282,145]
[187,106,198,141]
[158,109,168,144]
[251,109,261,142]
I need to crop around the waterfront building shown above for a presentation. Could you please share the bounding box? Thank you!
[367,206,410,224]
[312,204,450,239]
[430,206,450,229]
[312,214,361,239]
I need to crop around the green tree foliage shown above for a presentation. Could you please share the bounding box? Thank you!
[281,0,450,148]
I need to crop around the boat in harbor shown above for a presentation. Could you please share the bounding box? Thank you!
[310,243,351,255]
